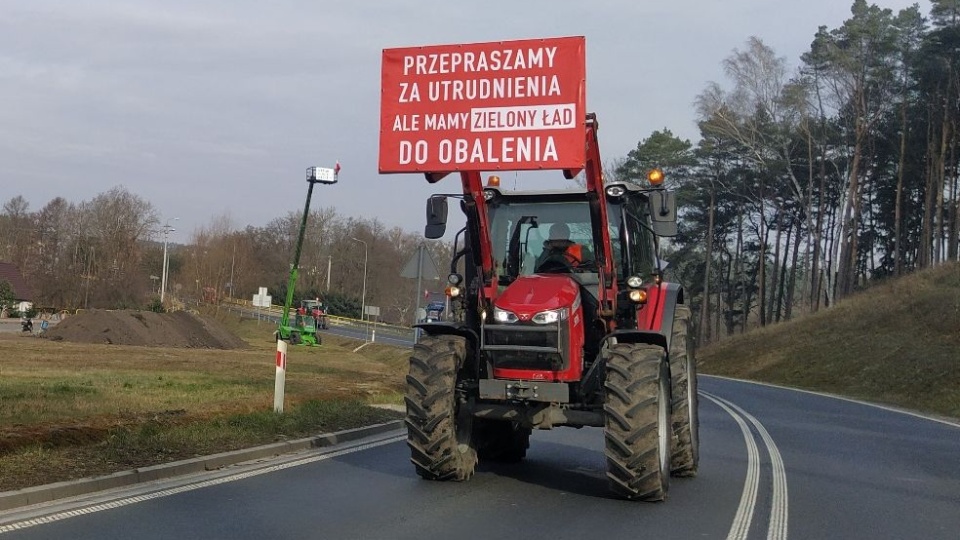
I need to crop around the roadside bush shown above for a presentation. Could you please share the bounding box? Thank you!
[146,297,166,313]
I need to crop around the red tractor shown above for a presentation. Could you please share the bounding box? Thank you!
[405,114,698,500]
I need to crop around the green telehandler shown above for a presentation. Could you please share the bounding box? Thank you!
[274,165,339,346]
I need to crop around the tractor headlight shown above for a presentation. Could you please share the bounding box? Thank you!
[493,307,519,323]
[605,185,626,198]
[626,275,643,288]
[532,308,567,325]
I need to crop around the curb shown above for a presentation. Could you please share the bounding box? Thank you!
[0,420,404,512]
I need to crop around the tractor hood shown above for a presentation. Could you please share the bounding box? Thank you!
[495,274,580,320]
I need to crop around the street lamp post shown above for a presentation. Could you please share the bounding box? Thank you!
[350,237,368,335]
[160,218,178,303]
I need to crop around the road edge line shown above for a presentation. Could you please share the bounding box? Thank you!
[0,420,404,513]
[701,374,960,428]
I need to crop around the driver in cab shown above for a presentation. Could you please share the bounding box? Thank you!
[536,222,592,272]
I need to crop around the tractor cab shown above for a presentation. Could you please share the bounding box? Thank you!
[486,188,599,280]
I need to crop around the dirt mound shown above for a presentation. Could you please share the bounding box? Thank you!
[46,310,249,349]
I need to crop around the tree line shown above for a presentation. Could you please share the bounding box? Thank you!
[0,188,449,323]
[618,0,960,344]
[2,0,958,342]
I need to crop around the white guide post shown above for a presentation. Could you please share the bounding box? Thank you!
[274,339,287,413]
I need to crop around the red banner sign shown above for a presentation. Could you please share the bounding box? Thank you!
[379,36,586,173]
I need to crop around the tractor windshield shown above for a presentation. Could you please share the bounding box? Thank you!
[487,199,595,282]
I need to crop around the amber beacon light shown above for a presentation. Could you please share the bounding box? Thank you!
[647,168,665,186]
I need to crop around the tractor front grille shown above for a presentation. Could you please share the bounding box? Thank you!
[484,326,559,349]
[482,323,568,372]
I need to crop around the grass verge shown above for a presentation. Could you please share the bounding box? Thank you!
[698,262,960,420]
[1,401,401,491]
[0,312,409,491]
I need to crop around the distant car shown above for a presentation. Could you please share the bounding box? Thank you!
[424,301,445,322]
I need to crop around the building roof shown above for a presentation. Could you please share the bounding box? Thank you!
[0,262,32,301]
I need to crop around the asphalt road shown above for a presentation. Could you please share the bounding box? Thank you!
[2,377,957,539]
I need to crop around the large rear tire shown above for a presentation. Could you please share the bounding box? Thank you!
[604,343,671,501]
[475,419,530,463]
[404,335,477,481]
[670,305,700,477]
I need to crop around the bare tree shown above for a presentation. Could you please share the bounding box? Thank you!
[84,187,159,306]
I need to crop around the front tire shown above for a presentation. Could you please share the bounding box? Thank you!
[404,335,477,481]
[604,343,671,501]
[670,305,700,477]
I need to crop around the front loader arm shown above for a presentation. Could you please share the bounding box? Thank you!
[457,170,495,283]
[583,114,614,283]
[565,113,617,316]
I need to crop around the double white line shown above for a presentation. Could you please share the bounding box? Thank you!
[0,434,407,534]
[703,392,789,540]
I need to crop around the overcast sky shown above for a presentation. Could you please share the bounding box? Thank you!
[2,0,930,243]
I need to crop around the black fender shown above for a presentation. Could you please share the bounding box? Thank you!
[603,329,668,351]
[414,322,480,347]
[413,322,482,375]
[656,282,684,353]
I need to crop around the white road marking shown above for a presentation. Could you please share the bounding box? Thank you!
[703,375,960,428]
[0,434,407,535]
[703,393,761,540]
[707,392,789,540]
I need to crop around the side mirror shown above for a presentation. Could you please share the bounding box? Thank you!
[648,190,677,237]
[425,196,448,239]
